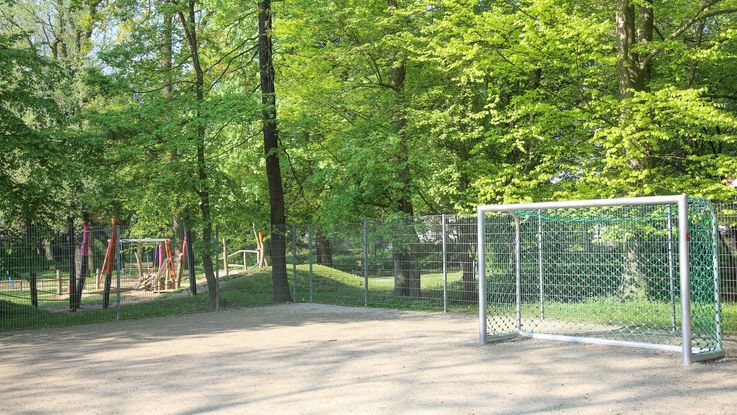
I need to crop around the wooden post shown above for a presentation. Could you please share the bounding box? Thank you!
[257,230,266,268]
[164,239,175,289]
[176,253,183,288]
[56,269,62,295]
[252,224,259,268]
[30,272,38,307]
[223,238,229,276]
[156,259,167,291]
[134,252,143,281]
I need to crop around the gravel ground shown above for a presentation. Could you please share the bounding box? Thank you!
[1,303,736,415]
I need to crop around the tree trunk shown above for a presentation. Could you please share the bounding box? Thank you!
[619,240,647,300]
[315,232,333,266]
[259,0,291,302]
[163,9,184,269]
[616,0,653,97]
[687,18,706,88]
[719,230,737,301]
[458,217,477,304]
[43,239,54,262]
[179,0,216,308]
[637,5,653,87]
[74,220,90,310]
[392,216,421,298]
[67,218,76,311]
[385,3,421,297]
[162,10,173,97]
[616,0,639,97]
[616,1,653,298]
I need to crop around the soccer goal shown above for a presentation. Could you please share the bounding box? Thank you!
[477,195,723,365]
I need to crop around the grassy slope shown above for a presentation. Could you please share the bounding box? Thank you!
[1,265,735,335]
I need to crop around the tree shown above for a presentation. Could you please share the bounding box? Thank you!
[177,0,217,307]
[259,0,291,302]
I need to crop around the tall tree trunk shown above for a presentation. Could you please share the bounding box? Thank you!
[391,143,421,298]
[458,217,477,304]
[719,230,737,301]
[386,0,421,298]
[43,239,54,262]
[637,5,654,87]
[52,0,67,61]
[162,10,173,98]
[687,18,706,88]
[179,0,216,307]
[616,0,654,96]
[616,0,639,97]
[315,232,333,266]
[162,9,184,265]
[616,1,653,297]
[259,0,291,302]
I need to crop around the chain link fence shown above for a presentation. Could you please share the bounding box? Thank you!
[480,198,721,362]
[218,216,479,311]
[2,207,737,343]
[0,222,216,330]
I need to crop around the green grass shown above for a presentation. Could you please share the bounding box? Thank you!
[1,264,736,336]
[0,291,214,331]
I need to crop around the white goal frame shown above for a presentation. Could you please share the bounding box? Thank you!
[477,195,722,365]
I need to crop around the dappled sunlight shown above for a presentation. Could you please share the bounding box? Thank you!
[2,304,736,414]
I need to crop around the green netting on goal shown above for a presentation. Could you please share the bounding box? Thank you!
[482,197,721,358]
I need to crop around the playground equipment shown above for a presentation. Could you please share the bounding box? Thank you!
[221,225,267,275]
[125,238,184,291]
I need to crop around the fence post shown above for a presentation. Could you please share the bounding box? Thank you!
[56,269,62,295]
[363,219,368,307]
[710,204,722,348]
[514,215,521,332]
[477,209,486,344]
[308,224,313,303]
[441,214,447,313]
[292,224,297,301]
[115,224,121,320]
[223,237,229,276]
[30,272,38,307]
[538,211,545,320]
[215,224,220,312]
[678,195,692,365]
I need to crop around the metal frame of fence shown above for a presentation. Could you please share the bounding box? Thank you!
[2,203,737,346]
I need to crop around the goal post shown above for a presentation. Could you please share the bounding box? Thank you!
[478,195,723,365]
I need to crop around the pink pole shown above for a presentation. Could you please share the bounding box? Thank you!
[158,245,163,268]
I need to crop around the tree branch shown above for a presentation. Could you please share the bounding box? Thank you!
[642,3,737,67]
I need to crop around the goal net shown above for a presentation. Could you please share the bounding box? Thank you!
[477,196,722,365]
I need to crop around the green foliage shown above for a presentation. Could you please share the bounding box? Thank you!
[2,0,737,231]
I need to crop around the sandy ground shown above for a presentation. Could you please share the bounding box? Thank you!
[1,304,737,415]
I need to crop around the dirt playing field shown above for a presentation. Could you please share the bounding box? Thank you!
[1,304,736,414]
